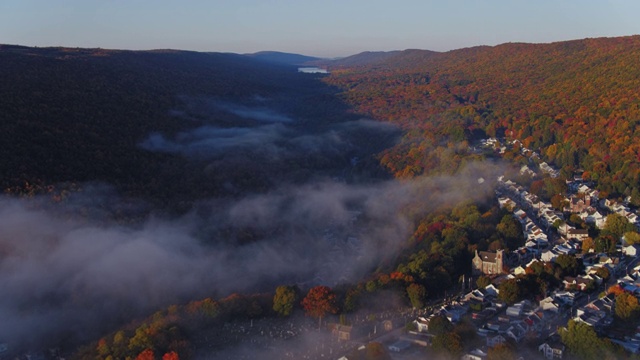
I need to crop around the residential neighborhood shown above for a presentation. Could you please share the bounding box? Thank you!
[351,139,640,359]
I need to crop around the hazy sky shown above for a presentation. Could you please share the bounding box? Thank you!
[1,0,639,57]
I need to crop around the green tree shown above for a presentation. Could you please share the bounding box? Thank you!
[476,275,491,289]
[604,213,635,240]
[498,278,521,305]
[343,288,361,313]
[453,319,477,342]
[431,332,463,357]
[128,324,153,355]
[615,292,640,322]
[273,285,299,317]
[111,330,127,359]
[555,254,581,277]
[582,237,595,253]
[406,283,427,309]
[569,214,584,226]
[559,320,617,360]
[365,342,391,360]
[623,231,640,245]
[365,280,378,293]
[497,215,524,250]
[487,342,517,360]
[428,314,453,335]
[595,235,617,254]
[595,267,610,281]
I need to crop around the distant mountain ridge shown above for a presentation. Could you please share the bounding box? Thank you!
[245,51,322,65]
[314,50,415,68]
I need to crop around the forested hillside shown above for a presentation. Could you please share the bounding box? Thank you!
[0,45,392,211]
[325,36,640,198]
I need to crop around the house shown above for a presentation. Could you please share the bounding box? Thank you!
[553,243,575,255]
[567,228,589,241]
[388,340,412,353]
[541,249,559,263]
[623,244,640,257]
[539,162,559,177]
[580,210,606,229]
[462,348,488,360]
[472,307,497,321]
[513,265,526,276]
[506,300,531,317]
[539,297,560,313]
[565,194,591,213]
[498,196,516,210]
[553,291,576,306]
[513,209,527,224]
[464,289,487,302]
[486,334,507,347]
[563,276,593,291]
[520,165,536,178]
[330,324,354,341]
[506,324,527,343]
[506,304,524,317]
[440,303,468,323]
[485,284,500,297]
[473,250,506,275]
[538,334,565,359]
[557,222,575,236]
[610,339,640,354]
[524,313,544,332]
[585,294,614,313]
[401,333,431,347]
[574,309,608,328]
[414,316,430,333]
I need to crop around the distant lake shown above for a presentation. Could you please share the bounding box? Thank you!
[298,67,329,74]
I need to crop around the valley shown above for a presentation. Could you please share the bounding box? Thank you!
[3,36,640,360]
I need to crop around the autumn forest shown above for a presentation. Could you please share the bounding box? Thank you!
[3,35,640,360]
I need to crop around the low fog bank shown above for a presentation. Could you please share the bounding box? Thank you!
[0,160,502,350]
[140,97,400,191]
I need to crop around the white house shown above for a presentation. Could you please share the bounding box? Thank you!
[462,349,488,360]
[541,250,559,263]
[623,244,640,257]
[414,316,430,333]
[567,229,589,241]
[538,336,565,359]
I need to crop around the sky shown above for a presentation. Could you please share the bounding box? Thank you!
[1,0,640,58]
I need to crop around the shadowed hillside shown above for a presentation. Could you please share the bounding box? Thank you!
[0,45,395,211]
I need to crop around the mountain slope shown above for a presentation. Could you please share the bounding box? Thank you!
[325,36,640,197]
[313,50,407,68]
[0,45,386,210]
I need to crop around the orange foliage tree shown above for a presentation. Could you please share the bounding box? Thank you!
[301,285,338,326]
[136,349,155,360]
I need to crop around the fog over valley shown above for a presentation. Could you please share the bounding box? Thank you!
[0,157,501,350]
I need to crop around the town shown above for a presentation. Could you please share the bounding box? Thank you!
[366,138,640,359]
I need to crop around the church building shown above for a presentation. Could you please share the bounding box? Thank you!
[472,249,505,275]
